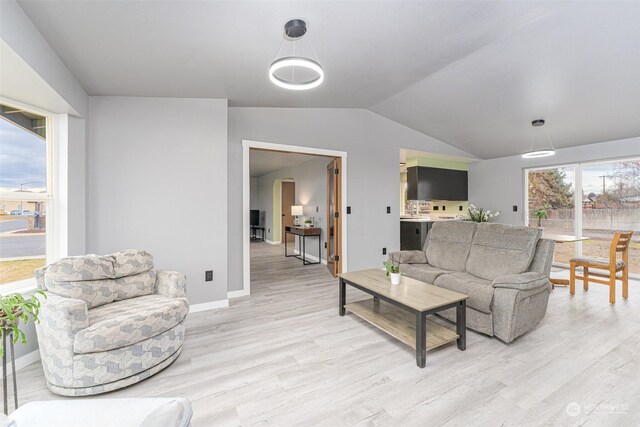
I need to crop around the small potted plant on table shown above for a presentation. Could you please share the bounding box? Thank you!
[532,208,548,228]
[383,260,401,285]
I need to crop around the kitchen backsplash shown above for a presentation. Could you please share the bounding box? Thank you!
[403,200,469,219]
[430,200,469,219]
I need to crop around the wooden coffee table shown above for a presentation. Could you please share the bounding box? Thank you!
[339,269,468,368]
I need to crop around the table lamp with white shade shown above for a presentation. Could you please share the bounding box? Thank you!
[291,205,303,226]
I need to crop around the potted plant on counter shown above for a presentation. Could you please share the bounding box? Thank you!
[463,204,500,223]
[383,261,401,285]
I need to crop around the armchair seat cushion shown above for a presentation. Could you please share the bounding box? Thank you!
[74,294,189,354]
[434,272,494,314]
[570,256,625,269]
[400,264,451,284]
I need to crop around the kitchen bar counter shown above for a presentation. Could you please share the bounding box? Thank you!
[400,217,459,222]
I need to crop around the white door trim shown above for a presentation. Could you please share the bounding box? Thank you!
[241,140,348,296]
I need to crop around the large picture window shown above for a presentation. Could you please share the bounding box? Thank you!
[526,158,640,275]
[0,103,51,289]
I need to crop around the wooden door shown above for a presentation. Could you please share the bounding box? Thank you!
[281,181,296,244]
[327,159,342,277]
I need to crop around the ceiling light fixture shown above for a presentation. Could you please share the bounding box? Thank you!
[269,19,324,90]
[522,119,556,159]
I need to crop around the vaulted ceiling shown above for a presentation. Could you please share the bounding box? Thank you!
[17,1,640,159]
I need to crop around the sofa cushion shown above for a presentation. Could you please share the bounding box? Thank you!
[434,272,494,313]
[74,294,189,354]
[466,223,542,281]
[400,263,451,284]
[389,250,427,265]
[569,256,625,269]
[425,221,477,271]
[112,249,155,278]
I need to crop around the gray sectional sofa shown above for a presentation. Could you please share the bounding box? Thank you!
[390,221,555,343]
[34,250,188,396]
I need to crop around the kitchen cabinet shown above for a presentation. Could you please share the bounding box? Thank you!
[400,221,432,251]
[406,166,468,201]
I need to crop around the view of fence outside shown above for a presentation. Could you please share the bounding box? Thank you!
[527,160,640,274]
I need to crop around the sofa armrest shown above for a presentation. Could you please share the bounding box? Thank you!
[492,272,551,291]
[388,251,427,265]
[156,271,187,298]
[35,293,89,387]
[39,293,89,334]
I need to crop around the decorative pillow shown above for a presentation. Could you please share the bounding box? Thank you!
[45,278,115,309]
[112,250,154,278]
[466,223,542,281]
[113,270,157,301]
[44,255,114,282]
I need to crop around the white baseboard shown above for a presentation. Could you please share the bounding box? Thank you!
[189,299,229,313]
[265,239,281,245]
[0,349,41,377]
[227,289,250,298]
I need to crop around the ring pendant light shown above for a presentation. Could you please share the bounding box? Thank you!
[269,19,324,90]
[522,119,556,159]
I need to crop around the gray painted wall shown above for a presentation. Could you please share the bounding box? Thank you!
[87,96,228,305]
[255,157,329,260]
[468,136,640,226]
[227,107,476,292]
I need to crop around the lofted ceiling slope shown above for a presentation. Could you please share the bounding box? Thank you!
[14,1,640,159]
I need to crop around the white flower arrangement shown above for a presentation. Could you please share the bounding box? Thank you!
[462,204,501,223]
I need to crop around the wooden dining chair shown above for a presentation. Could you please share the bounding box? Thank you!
[569,231,633,304]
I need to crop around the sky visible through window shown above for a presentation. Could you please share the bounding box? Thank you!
[0,117,46,192]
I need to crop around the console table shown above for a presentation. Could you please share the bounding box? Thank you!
[250,226,265,241]
[285,226,321,265]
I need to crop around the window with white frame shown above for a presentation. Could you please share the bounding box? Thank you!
[525,158,640,275]
[0,102,52,289]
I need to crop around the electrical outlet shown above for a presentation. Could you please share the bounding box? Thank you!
[459,205,463,211]
[316,206,319,213]
[382,248,387,255]
[324,242,327,249]
[442,206,446,211]
[205,270,213,282]
[386,206,391,214]
[433,206,439,211]
[347,206,351,214]
[513,205,518,212]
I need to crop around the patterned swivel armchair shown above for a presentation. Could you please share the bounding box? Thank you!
[34,250,188,396]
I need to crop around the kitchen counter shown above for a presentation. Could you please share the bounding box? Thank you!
[400,217,459,222]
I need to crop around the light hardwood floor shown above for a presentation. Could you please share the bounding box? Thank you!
[12,242,640,426]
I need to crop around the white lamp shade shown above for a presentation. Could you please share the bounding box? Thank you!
[291,205,303,216]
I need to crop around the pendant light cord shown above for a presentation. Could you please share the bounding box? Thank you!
[543,126,555,150]
[529,123,555,151]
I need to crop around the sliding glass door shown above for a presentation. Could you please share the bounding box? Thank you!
[581,160,640,274]
[526,166,577,264]
[526,158,639,274]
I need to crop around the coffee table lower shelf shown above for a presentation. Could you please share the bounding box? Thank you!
[345,299,459,351]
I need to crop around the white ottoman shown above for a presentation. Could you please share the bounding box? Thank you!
[5,398,192,427]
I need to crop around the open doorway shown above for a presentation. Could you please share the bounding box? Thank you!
[242,141,348,296]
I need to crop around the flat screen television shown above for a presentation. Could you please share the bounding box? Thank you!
[250,210,260,227]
